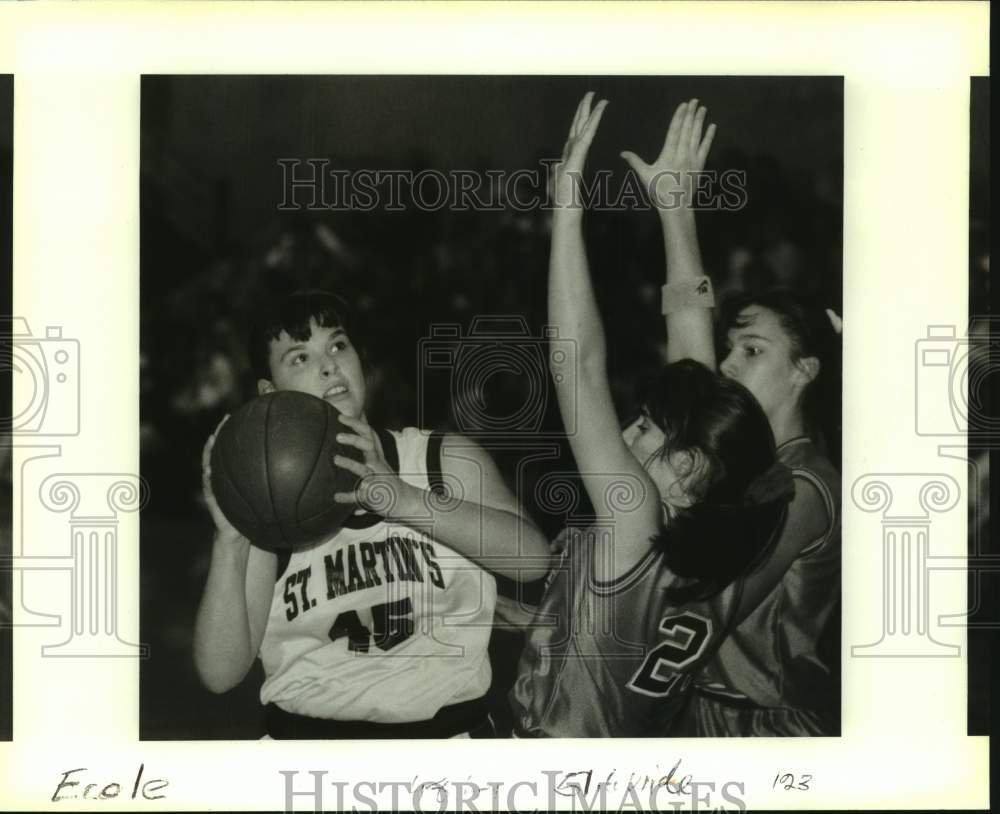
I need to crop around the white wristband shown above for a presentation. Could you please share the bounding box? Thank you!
[661,276,715,315]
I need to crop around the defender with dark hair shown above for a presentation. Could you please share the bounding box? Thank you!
[691,289,841,735]
[719,288,842,464]
[640,98,842,735]
[510,95,792,737]
[194,288,550,739]
[638,360,789,605]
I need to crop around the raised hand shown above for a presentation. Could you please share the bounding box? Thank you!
[201,415,244,544]
[551,91,609,211]
[333,414,418,517]
[620,98,716,212]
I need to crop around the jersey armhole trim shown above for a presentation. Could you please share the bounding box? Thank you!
[274,548,292,581]
[695,684,753,704]
[776,435,811,453]
[495,572,548,604]
[793,468,837,557]
[340,428,400,531]
[590,545,661,597]
[426,430,445,495]
[377,427,401,473]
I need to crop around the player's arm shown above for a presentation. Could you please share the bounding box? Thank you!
[622,99,717,367]
[192,422,276,693]
[549,93,662,578]
[729,475,832,624]
[193,538,276,693]
[433,434,550,580]
[333,418,549,581]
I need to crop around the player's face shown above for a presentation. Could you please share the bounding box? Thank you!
[621,413,689,510]
[719,306,800,424]
[260,318,367,418]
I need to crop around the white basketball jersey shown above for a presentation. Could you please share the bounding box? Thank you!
[258,428,496,723]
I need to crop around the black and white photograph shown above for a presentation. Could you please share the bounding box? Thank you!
[139,75,843,741]
[0,74,11,743]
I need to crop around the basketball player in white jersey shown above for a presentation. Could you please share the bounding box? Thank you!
[193,290,550,738]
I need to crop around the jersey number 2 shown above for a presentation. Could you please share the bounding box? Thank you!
[627,611,712,698]
[328,597,414,653]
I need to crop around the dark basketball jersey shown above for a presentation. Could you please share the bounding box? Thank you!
[686,437,841,736]
[510,525,744,737]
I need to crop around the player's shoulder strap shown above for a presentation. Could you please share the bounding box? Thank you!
[340,427,400,530]
[426,429,445,495]
[376,427,401,473]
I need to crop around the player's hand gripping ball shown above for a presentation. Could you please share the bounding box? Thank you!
[209,391,364,550]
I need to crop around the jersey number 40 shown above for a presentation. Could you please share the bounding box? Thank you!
[627,611,712,698]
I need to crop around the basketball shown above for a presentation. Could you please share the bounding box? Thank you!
[210,391,364,549]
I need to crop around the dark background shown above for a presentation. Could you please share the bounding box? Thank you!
[139,75,844,739]
[1,74,12,742]
[967,75,991,737]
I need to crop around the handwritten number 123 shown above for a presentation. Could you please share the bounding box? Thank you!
[773,774,811,791]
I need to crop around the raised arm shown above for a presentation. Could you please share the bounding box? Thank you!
[548,93,661,572]
[622,99,717,367]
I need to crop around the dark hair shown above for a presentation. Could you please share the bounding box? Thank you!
[640,359,790,603]
[249,289,363,381]
[721,288,842,466]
